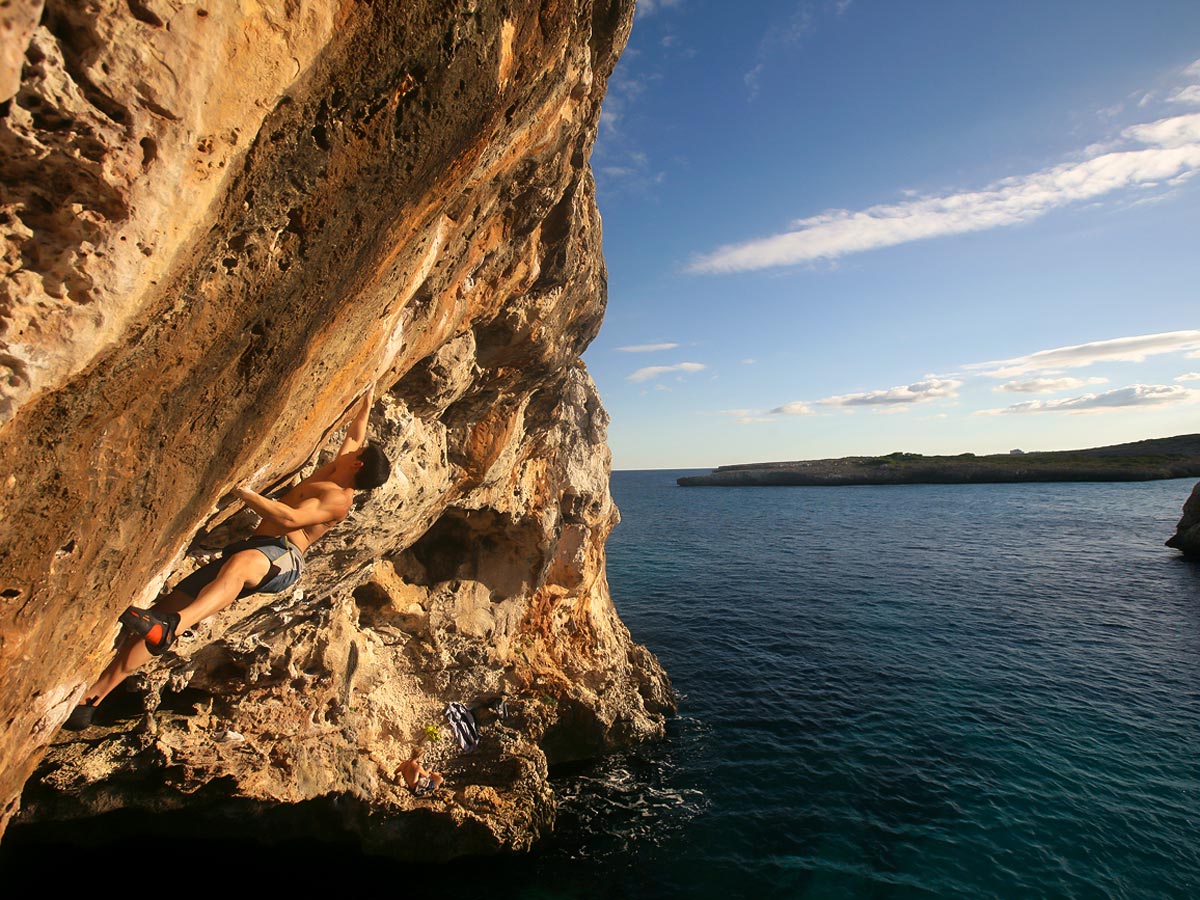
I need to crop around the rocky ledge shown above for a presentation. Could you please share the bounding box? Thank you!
[0,0,673,856]
[678,435,1200,487]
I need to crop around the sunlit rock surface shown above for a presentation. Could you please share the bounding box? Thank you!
[0,0,674,855]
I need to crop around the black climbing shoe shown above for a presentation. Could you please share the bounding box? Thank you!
[63,698,99,731]
[118,606,181,656]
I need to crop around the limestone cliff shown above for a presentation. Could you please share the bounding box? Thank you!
[0,0,674,855]
[1166,481,1200,559]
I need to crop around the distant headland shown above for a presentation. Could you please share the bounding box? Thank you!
[677,434,1200,487]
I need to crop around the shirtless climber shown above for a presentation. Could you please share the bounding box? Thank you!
[397,746,444,796]
[64,384,392,731]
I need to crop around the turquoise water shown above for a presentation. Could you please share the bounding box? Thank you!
[562,472,1200,899]
[6,474,1199,897]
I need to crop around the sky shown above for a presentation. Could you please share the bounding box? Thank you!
[582,0,1200,470]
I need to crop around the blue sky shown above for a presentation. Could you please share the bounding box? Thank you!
[583,0,1200,470]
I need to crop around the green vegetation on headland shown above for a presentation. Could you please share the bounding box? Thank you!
[677,434,1200,487]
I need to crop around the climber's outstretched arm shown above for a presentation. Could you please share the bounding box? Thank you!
[338,383,374,456]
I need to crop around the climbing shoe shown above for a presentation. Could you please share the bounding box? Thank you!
[63,698,98,731]
[118,606,181,656]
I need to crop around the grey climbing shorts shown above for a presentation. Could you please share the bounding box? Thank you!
[175,535,304,599]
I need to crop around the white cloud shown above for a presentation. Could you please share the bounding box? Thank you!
[770,401,815,416]
[1123,113,1200,147]
[816,377,963,407]
[742,358,757,365]
[689,112,1200,273]
[1169,85,1200,105]
[1176,372,1200,382]
[976,383,1196,415]
[616,342,680,353]
[997,376,1109,394]
[967,331,1200,378]
[626,362,706,383]
[768,377,961,416]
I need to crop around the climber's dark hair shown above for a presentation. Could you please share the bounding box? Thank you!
[354,444,392,490]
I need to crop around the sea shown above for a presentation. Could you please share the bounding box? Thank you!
[6,472,1199,898]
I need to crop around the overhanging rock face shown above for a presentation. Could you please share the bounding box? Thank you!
[0,0,674,854]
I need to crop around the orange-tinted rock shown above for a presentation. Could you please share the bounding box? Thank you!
[0,0,673,854]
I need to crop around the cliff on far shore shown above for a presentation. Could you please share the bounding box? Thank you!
[678,435,1200,488]
[0,0,674,857]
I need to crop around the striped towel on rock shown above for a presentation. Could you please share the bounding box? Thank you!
[443,702,480,752]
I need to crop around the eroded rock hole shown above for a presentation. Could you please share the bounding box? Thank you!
[139,136,156,169]
[398,508,545,599]
[125,0,164,27]
[311,120,330,151]
[407,514,472,584]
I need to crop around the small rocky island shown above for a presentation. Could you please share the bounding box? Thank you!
[678,434,1200,487]
[1167,481,1200,559]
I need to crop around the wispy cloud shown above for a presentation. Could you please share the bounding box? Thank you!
[816,377,963,407]
[1176,372,1200,382]
[744,4,814,100]
[616,342,681,353]
[770,401,815,416]
[714,407,775,424]
[997,376,1109,394]
[627,362,706,383]
[1169,85,1200,105]
[635,0,685,18]
[689,112,1200,273]
[976,384,1196,415]
[967,331,1200,378]
[768,377,961,416]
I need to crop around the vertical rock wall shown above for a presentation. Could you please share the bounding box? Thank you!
[0,0,674,854]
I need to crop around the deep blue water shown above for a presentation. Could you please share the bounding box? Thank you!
[565,472,1200,899]
[6,474,1199,897]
